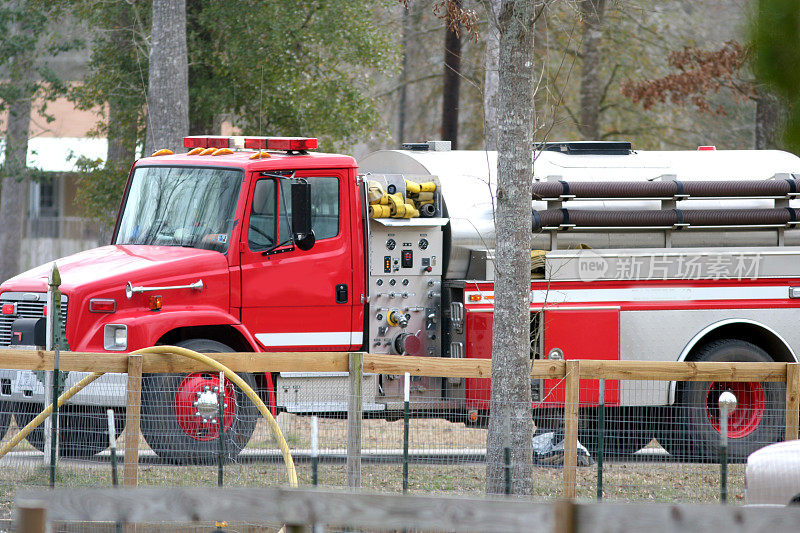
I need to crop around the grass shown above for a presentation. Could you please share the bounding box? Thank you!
[0,412,749,523]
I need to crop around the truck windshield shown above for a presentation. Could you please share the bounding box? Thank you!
[115,166,243,253]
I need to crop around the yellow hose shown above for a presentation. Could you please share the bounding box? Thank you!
[0,371,104,459]
[0,346,298,488]
[131,346,298,486]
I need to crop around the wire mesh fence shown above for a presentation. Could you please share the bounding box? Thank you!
[1,351,799,529]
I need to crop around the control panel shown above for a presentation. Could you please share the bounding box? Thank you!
[368,220,444,358]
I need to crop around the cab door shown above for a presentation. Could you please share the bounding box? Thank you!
[239,168,359,351]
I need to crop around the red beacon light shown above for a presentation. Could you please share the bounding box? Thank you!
[697,145,717,151]
[183,136,231,149]
[244,137,318,152]
[183,136,318,154]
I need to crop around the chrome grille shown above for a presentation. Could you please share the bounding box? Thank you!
[0,292,68,346]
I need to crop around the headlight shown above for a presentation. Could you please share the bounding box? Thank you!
[104,324,128,351]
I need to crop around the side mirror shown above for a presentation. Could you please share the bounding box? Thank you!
[291,181,315,251]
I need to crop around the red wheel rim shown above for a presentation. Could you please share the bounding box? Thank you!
[705,381,764,439]
[174,373,238,441]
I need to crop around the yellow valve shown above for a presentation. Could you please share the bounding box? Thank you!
[187,147,204,156]
[151,149,174,156]
[199,147,216,156]
[212,148,234,156]
[404,180,421,195]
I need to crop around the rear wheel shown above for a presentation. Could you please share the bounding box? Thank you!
[12,402,125,457]
[140,339,258,464]
[659,339,784,462]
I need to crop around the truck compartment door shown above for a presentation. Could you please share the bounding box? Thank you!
[542,308,620,406]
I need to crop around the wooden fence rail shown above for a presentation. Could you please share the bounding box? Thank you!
[1,349,798,498]
[15,487,800,533]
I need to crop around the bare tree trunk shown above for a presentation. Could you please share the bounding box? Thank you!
[755,90,781,150]
[144,0,189,155]
[483,0,502,151]
[441,0,462,148]
[398,6,411,146]
[107,5,137,169]
[0,37,34,282]
[485,0,538,496]
[578,0,606,140]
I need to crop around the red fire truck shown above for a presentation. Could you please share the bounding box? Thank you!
[1,137,798,463]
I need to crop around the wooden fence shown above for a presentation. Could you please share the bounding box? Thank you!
[1,349,799,499]
[14,486,800,533]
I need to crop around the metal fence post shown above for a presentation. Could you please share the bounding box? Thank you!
[47,263,62,486]
[347,352,363,489]
[596,378,605,501]
[785,362,800,441]
[563,360,580,499]
[124,354,143,486]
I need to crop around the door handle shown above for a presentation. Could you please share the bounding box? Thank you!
[336,284,348,304]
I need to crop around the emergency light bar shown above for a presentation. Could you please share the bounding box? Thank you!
[183,136,318,152]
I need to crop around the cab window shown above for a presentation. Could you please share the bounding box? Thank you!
[248,179,277,251]
[278,177,340,243]
[248,176,339,251]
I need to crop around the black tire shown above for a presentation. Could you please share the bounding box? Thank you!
[12,402,125,457]
[140,339,258,464]
[658,339,784,463]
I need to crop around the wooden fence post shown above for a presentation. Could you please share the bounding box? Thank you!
[553,499,576,533]
[347,352,363,490]
[786,362,800,441]
[16,501,47,533]
[124,354,143,487]
[562,360,580,499]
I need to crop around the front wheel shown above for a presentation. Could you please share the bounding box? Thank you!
[140,339,258,464]
[12,402,125,457]
[659,339,784,462]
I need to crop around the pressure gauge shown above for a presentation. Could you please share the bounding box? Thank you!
[418,238,429,250]
[386,238,396,250]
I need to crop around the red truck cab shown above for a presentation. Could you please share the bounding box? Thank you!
[0,136,367,462]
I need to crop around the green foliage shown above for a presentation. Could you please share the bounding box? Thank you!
[752,0,800,152]
[0,0,76,113]
[71,0,396,220]
[187,0,397,144]
[71,156,128,227]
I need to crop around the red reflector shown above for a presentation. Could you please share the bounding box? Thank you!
[42,305,47,316]
[1,303,15,315]
[88,298,117,313]
[697,145,716,151]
